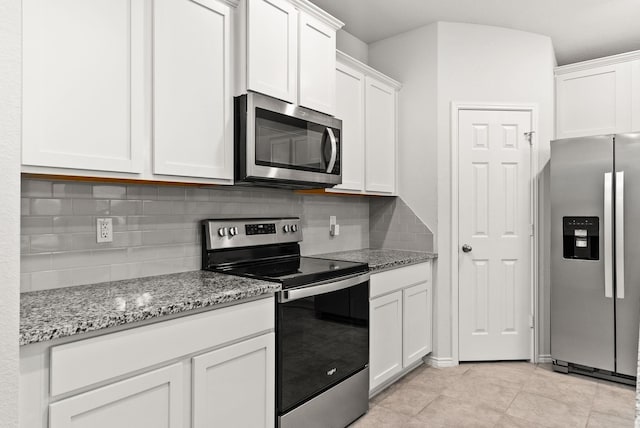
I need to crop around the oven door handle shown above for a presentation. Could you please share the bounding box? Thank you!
[279,272,370,303]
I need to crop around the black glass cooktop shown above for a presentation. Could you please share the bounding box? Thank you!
[217,256,368,289]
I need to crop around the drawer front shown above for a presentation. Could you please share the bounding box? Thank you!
[370,262,431,299]
[50,297,274,396]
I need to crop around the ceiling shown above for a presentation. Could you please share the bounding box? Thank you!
[309,0,640,65]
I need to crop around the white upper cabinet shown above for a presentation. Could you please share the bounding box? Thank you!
[365,76,397,194]
[555,51,640,139]
[246,0,298,104]
[329,52,400,196]
[332,61,365,192]
[22,0,145,173]
[238,0,342,115]
[22,0,237,184]
[298,13,336,115]
[153,0,233,180]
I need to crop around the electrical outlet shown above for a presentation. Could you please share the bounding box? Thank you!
[329,216,339,236]
[97,218,113,243]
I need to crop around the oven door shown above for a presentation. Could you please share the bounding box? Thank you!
[238,92,342,187]
[277,273,369,415]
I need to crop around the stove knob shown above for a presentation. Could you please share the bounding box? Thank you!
[291,224,298,232]
[218,227,228,237]
[229,227,238,237]
[283,225,290,233]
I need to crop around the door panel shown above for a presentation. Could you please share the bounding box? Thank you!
[458,110,532,361]
[614,133,640,376]
[550,135,614,371]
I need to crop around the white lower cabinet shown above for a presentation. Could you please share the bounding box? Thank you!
[20,298,275,428]
[49,363,184,428]
[192,333,275,428]
[370,290,403,389]
[369,262,432,393]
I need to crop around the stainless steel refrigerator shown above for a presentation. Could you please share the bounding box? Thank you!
[551,133,640,383]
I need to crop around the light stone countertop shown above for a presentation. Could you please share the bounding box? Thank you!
[20,271,280,346]
[313,248,437,272]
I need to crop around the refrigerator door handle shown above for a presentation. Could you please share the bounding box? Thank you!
[616,171,625,299]
[604,172,613,298]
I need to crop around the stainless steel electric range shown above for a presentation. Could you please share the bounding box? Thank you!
[201,217,370,428]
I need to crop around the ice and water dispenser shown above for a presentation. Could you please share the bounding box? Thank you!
[563,217,599,260]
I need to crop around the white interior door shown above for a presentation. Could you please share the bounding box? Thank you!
[458,109,532,361]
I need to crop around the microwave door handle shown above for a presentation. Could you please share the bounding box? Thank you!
[326,128,337,173]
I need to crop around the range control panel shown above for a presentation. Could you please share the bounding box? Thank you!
[202,217,302,250]
[563,216,599,260]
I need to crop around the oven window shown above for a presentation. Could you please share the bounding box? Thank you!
[255,108,340,174]
[277,282,368,414]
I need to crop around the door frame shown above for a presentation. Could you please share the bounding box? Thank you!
[450,102,540,364]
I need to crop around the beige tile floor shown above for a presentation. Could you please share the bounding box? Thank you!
[350,362,636,428]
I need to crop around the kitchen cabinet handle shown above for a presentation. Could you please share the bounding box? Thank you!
[604,172,613,298]
[326,128,337,173]
[616,171,625,299]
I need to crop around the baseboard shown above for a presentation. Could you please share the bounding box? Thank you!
[537,354,552,363]
[424,356,457,368]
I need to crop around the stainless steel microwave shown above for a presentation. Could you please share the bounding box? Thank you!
[234,92,342,189]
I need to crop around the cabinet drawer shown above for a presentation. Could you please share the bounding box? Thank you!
[370,262,430,299]
[50,297,274,396]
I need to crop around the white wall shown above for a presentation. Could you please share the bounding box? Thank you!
[0,0,21,425]
[336,29,369,64]
[369,21,555,363]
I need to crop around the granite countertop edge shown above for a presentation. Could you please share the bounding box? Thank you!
[312,248,437,272]
[20,271,281,347]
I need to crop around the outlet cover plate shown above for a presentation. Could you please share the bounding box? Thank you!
[97,218,113,243]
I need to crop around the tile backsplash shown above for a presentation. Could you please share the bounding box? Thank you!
[369,197,433,252]
[20,179,369,292]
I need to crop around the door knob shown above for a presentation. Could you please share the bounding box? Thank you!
[462,244,472,253]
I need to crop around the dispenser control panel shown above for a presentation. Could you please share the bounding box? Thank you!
[563,216,599,260]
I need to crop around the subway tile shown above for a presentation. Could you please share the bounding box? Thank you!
[21,217,53,235]
[111,200,143,216]
[53,182,92,199]
[22,179,52,198]
[21,198,30,216]
[51,250,96,269]
[110,263,144,282]
[21,236,30,253]
[21,273,32,293]
[157,186,185,201]
[185,188,210,201]
[126,216,145,231]
[156,244,186,259]
[30,234,73,253]
[30,198,73,216]
[111,216,127,232]
[31,269,74,291]
[127,185,157,200]
[21,253,52,273]
[127,246,158,262]
[93,185,126,200]
[142,200,174,215]
[91,248,129,265]
[71,266,111,286]
[52,216,94,233]
[73,199,110,215]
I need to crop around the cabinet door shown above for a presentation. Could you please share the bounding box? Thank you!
[403,281,432,367]
[49,363,184,428]
[370,291,403,391]
[153,0,233,181]
[247,0,297,103]
[22,0,145,173]
[365,76,396,194]
[298,13,336,115]
[556,62,633,138]
[331,61,365,193]
[192,333,275,428]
